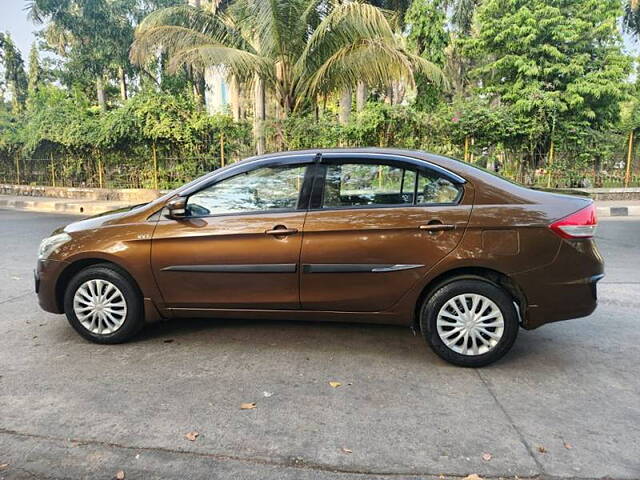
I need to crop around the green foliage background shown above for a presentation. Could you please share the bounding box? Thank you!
[1,0,640,189]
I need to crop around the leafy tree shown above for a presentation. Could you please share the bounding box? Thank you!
[405,0,449,109]
[27,0,181,109]
[446,0,481,36]
[0,33,28,113]
[467,0,631,169]
[28,0,126,109]
[27,42,43,95]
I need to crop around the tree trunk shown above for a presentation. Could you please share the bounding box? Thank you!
[339,88,352,125]
[384,85,394,105]
[356,81,367,112]
[118,66,127,101]
[204,66,227,115]
[230,75,241,121]
[254,74,266,155]
[393,81,405,105]
[96,76,106,111]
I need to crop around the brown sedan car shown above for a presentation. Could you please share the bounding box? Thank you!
[35,148,603,367]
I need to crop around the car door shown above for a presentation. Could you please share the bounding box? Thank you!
[299,153,472,312]
[151,155,314,311]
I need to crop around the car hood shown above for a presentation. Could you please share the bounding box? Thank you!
[54,203,150,235]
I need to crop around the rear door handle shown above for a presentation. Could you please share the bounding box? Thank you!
[265,227,299,236]
[419,224,455,232]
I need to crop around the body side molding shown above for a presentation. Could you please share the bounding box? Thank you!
[161,264,297,273]
[302,264,424,273]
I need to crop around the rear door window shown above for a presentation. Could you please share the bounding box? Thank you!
[318,160,461,209]
[322,163,416,208]
[416,170,463,204]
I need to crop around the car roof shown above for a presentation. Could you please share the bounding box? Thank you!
[235,147,467,174]
[176,148,472,197]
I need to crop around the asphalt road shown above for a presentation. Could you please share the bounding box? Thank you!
[0,210,638,480]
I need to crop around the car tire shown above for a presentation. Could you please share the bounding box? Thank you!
[419,279,519,367]
[63,264,145,344]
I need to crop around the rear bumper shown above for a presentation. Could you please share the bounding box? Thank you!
[513,238,604,329]
[520,273,603,329]
[35,259,68,314]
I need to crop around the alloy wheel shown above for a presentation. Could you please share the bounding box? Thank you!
[436,293,505,356]
[72,279,128,335]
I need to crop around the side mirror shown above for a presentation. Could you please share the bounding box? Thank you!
[166,196,188,219]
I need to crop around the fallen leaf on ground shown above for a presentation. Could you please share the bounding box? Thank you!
[115,470,125,480]
[240,402,257,410]
[463,474,483,480]
[482,452,492,461]
[537,445,548,453]
[341,447,352,454]
[563,442,572,449]
[184,431,199,441]
[329,381,342,388]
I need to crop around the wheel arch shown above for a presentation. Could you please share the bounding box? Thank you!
[412,266,527,332]
[55,257,144,313]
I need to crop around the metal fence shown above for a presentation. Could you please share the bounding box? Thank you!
[0,156,228,190]
[1,154,639,190]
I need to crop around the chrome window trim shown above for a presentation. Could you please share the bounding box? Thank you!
[301,264,424,273]
[319,152,467,185]
[178,154,317,198]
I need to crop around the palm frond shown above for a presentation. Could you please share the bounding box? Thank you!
[404,50,449,89]
[130,26,218,65]
[298,2,396,76]
[167,44,270,78]
[136,5,249,52]
[299,38,446,100]
[233,0,309,61]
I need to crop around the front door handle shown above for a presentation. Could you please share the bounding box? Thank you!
[419,224,455,232]
[265,226,299,236]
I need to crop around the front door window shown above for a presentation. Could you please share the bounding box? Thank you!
[187,165,307,216]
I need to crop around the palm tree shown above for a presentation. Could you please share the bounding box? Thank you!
[624,0,640,39]
[130,0,446,153]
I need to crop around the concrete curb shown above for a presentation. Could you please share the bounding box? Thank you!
[0,197,129,216]
[596,205,640,217]
[0,184,160,203]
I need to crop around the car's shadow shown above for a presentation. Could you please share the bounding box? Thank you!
[124,316,549,367]
[134,317,427,358]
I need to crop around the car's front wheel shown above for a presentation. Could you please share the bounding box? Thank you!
[63,264,144,343]
[419,279,519,367]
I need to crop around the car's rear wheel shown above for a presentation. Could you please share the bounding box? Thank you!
[63,264,144,343]
[419,279,519,367]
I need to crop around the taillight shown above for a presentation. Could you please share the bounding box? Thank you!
[549,203,597,239]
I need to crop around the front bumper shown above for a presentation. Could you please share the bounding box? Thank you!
[35,259,68,314]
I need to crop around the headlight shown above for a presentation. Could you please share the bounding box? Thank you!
[38,233,72,260]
